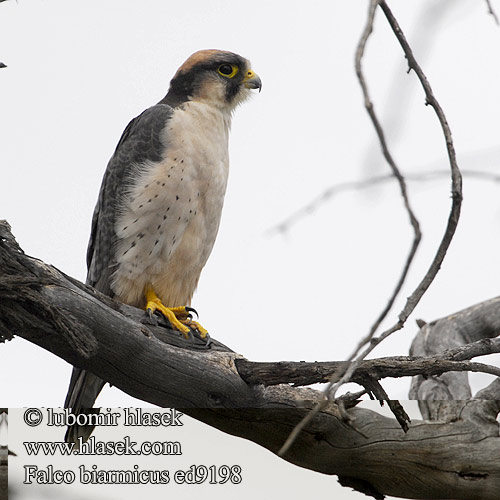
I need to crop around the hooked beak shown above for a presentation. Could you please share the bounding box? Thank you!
[243,69,262,92]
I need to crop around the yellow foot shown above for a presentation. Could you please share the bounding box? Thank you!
[145,289,208,339]
[180,318,208,339]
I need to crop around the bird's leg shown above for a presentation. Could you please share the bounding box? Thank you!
[145,288,191,337]
[145,288,208,339]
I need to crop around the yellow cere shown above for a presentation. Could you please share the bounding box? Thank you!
[244,70,256,81]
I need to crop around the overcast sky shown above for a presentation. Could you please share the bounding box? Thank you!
[1,1,500,498]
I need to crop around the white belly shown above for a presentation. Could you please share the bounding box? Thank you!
[112,101,231,307]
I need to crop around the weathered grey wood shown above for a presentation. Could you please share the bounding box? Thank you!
[0,448,6,500]
[1,220,500,499]
[187,403,500,500]
[410,297,500,420]
[0,410,7,500]
[235,351,500,387]
[476,378,500,400]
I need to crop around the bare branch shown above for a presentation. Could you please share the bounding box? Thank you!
[280,2,390,455]
[475,378,500,402]
[267,175,392,235]
[485,0,500,25]
[279,0,464,457]
[268,169,499,235]
[410,295,500,412]
[235,347,500,387]
[378,0,463,323]
[354,0,421,346]
[409,301,500,431]
[362,379,411,432]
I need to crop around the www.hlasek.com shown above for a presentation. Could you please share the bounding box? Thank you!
[24,435,182,456]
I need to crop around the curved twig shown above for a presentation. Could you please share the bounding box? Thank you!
[279,0,464,457]
[378,0,463,324]
[485,0,500,25]
[267,169,499,235]
[354,0,421,346]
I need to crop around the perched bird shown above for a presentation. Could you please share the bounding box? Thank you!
[64,49,261,443]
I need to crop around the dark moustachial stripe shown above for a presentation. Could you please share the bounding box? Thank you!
[160,53,248,108]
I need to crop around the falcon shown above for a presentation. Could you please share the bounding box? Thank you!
[64,49,261,442]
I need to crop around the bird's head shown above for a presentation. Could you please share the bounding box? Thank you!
[164,49,262,110]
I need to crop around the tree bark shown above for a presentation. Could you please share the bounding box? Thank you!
[0,409,8,500]
[1,220,499,500]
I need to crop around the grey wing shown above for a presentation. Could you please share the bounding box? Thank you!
[65,104,175,443]
[86,104,175,294]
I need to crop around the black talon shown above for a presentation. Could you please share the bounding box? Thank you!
[143,309,159,326]
[190,328,211,346]
[204,332,212,348]
[185,306,199,318]
[183,329,194,341]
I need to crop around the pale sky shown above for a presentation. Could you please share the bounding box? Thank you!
[1,1,500,499]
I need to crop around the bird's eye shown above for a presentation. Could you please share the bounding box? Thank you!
[217,64,238,78]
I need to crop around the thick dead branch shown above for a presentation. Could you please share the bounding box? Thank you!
[235,348,500,387]
[0,410,7,500]
[410,296,500,422]
[1,220,500,499]
[476,377,500,399]
[0,448,6,500]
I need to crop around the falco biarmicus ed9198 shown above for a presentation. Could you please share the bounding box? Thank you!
[64,49,261,443]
